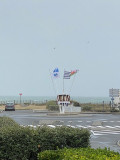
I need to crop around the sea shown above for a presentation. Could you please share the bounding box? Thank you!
[0,96,111,104]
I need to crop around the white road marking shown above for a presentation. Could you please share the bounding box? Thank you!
[115,126,120,128]
[91,130,120,135]
[96,126,106,128]
[105,126,116,128]
[76,125,88,128]
[78,121,82,122]
[47,125,56,128]
[67,125,76,128]
[56,125,63,127]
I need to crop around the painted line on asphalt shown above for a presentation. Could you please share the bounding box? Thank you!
[105,126,116,128]
[76,125,88,128]
[115,126,120,128]
[91,130,120,135]
[47,125,56,128]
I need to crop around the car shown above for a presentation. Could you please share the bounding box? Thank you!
[5,102,15,111]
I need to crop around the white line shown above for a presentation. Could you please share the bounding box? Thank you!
[117,121,120,122]
[47,125,56,128]
[87,121,91,122]
[115,126,120,128]
[67,125,76,128]
[78,121,82,122]
[56,125,62,127]
[91,130,103,135]
[96,126,106,128]
[76,125,88,128]
[103,121,107,122]
[95,131,120,134]
[110,121,114,122]
[105,126,116,128]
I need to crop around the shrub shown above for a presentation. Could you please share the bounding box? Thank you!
[38,147,120,160]
[82,105,92,111]
[0,126,38,160]
[46,100,59,111]
[71,101,80,106]
[0,117,90,160]
[0,116,19,128]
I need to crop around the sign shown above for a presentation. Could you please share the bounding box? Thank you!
[109,89,119,97]
[19,93,22,96]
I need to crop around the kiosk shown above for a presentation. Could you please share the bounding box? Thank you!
[57,94,70,113]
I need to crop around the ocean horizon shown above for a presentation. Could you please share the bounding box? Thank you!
[0,96,111,104]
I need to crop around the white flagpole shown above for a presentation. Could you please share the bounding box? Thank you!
[49,69,57,95]
[69,73,76,94]
[63,69,65,94]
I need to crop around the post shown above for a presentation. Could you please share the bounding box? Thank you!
[103,101,104,112]
[63,78,64,94]
[19,93,22,104]
[111,97,114,108]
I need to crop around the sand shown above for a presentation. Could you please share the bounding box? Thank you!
[0,104,47,110]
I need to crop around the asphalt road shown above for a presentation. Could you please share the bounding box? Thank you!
[0,110,120,153]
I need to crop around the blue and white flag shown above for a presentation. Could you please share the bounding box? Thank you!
[63,71,71,79]
[53,68,59,78]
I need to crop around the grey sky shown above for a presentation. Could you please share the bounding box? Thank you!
[0,0,120,97]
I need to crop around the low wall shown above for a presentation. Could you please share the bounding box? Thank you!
[64,106,81,113]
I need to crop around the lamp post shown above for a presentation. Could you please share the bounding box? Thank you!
[19,93,22,104]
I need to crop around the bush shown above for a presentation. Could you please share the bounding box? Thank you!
[46,100,59,111]
[36,126,90,151]
[0,116,19,128]
[0,117,90,160]
[38,147,120,160]
[82,105,92,111]
[71,101,80,106]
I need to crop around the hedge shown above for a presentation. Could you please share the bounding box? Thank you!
[0,117,90,160]
[38,147,120,160]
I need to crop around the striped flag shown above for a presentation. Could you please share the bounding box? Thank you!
[63,71,71,79]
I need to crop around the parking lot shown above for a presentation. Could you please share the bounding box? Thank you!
[0,110,120,153]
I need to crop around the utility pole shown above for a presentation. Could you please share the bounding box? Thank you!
[19,93,22,104]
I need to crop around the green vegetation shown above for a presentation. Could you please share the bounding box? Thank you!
[0,117,90,160]
[46,100,59,111]
[81,103,111,112]
[38,147,120,160]
[71,100,80,106]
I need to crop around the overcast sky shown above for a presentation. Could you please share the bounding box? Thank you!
[0,0,120,97]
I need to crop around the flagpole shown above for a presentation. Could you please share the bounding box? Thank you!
[49,69,57,95]
[69,73,76,94]
[63,70,64,94]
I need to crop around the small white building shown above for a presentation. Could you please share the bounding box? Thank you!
[57,94,70,106]
[114,97,120,106]
[57,94,81,113]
